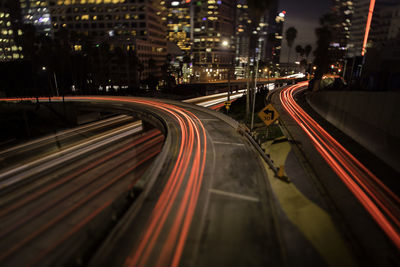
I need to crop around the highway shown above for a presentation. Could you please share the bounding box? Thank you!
[279,82,400,250]
[183,90,245,109]
[0,96,281,266]
[1,85,398,266]
[0,114,137,173]
[0,111,165,266]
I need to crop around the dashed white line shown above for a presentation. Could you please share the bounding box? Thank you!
[200,119,220,121]
[213,141,244,146]
[209,188,260,202]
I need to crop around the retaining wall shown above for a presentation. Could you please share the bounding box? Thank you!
[306,91,400,173]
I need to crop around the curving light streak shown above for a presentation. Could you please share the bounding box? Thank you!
[121,100,207,267]
[82,97,207,267]
[0,129,162,220]
[0,131,164,240]
[279,82,400,250]
[0,96,207,266]
[361,0,376,56]
[0,136,162,263]
[29,144,162,265]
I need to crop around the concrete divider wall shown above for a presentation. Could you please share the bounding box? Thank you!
[306,91,400,173]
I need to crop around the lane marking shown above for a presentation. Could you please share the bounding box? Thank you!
[0,115,129,156]
[213,141,244,146]
[0,122,143,188]
[200,119,220,121]
[209,188,260,202]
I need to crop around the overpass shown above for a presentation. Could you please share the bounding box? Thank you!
[0,96,284,266]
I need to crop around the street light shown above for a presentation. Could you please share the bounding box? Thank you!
[250,38,264,131]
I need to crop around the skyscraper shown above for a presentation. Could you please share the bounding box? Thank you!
[191,0,236,81]
[347,0,398,57]
[347,0,366,57]
[268,10,284,66]
[19,0,52,36]
[264,0,281,66]
[47,0,167,85]
[0,1,24,62]
[331,0,352,53]
[165,0,192,52]
[234,0,281,78]
[234,1,250,78]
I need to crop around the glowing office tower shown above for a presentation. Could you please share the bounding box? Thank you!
[165,0,193,52]
[191,0,236,81]
[0,5,24,61]
[331,0,353,51]
[234,0,281,77]
[234,0,250,78]
[48,0,167,82]
[19,0,53,36]
[48,0,166,47]
[265,5,283,67]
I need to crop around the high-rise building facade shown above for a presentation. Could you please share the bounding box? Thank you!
[192,0,236,81]
[264,0,280,66]
[234,0,281,78]
[47,0,167,84]
[234,1,250,78]
[331,0,352,51]
[0,3,24,62]
[268,10,284,66]
[19,0,53,36]
[347,0,367,57]
[165,0,192,52]
[347,0,398,57]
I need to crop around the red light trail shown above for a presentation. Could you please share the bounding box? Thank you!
[361,0,376,56]
[66,97,207,267]
[76,97,207,267]
[280,82,400,250]
[0,96,207,266]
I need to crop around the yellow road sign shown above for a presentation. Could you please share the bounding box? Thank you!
[224,101,231,110]
[258,104,279,126]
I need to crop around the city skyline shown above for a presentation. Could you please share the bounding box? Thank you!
[0,0,399,93]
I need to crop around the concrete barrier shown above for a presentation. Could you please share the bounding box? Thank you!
[306,91,400,173]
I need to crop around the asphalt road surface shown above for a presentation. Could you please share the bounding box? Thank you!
[0,96,282,267]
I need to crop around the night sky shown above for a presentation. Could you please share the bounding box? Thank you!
[278,0,332,63]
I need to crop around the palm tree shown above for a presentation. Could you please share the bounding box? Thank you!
[285,27,298,66]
